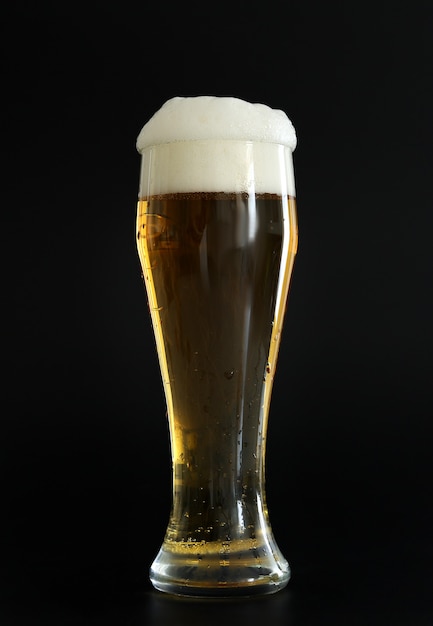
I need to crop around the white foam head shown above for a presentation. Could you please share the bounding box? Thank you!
[137,96,296,196]
[137,96,297,151]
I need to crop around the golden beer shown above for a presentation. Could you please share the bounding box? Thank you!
[136,98,297,596]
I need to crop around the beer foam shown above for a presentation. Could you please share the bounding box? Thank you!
[137,97,296,196]
[136,96,297,151]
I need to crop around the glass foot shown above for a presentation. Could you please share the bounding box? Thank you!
[150,538,290,597]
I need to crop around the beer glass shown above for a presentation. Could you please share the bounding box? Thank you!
[136,97,297,597]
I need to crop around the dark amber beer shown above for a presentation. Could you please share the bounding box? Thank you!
[136,97,297,596]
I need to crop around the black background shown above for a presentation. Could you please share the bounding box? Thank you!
[2,1,433,624]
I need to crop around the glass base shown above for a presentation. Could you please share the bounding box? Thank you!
[150,538,290,597]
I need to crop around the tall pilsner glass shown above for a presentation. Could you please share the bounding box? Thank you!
[136,96,298,597]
